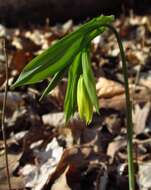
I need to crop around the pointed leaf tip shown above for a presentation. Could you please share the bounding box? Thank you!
[82,48,99,114]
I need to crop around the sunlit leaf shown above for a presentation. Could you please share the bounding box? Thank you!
[64,53,82,121]
[11,15,114,88]
[82,48,99,113]
[12,37,83,88]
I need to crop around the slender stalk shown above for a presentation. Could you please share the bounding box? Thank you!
[102,25,135,190]
[87,25,135,190]
[1,38,12,190]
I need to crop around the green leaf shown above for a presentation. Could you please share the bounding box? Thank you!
[82,48,99,113]
[11,15,114,89]
[39,66,67,101]
[64,52,82,121]
[12,37,83,88]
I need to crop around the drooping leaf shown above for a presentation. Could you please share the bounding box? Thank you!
[64,53,82,121]
[82,48,99,113]
[11,15,114,88]
[12,37,83,88]
[39,66,67,101]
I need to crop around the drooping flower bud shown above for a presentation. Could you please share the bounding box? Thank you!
[77,75,93,124]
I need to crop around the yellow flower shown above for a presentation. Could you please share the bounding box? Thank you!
[77,75,93,124]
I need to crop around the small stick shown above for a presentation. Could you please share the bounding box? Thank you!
[1,38,12,190]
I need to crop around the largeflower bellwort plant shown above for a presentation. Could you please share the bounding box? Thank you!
[11,15,135,190]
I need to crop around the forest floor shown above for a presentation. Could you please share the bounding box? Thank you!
[0,13,151,190]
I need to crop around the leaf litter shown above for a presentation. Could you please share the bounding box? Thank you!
[0,14,151,190]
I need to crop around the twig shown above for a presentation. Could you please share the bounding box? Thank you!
[1,38,12,190]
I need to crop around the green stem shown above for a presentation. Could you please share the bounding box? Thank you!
[104,25,135,190]
[88,25,135,190]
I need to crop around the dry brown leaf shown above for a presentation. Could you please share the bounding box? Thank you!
[107,139,126,159]
[20,138,63,190]
[133,102,151,134]
[0,153,23,190]
[0,176,25,190]
[11,50,33,73]
[23,125,53,153]
[139,75,151,90]
[138,162,151,190]
[12,36,40,52]
[51,167,71,190]
[47,81,67,108]
[96,77,124,98]
[103,114,122,135]
[42,112,65,127]
[43,145,108,189]
[126,50,148,66]
[62,20,73,34]
[0,92,24,115]
[99,86,151,110]
[43,119,109,189]
[0,153,22,179]
[0,138,19,149]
